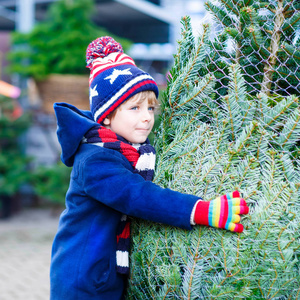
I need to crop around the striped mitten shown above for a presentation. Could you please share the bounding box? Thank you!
[194,191,249,232]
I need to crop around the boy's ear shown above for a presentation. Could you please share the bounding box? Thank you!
[103,118,111,126]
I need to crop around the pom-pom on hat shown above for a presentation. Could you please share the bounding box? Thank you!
[86,36,159,124]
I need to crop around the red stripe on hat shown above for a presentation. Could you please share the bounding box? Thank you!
[218,195,229,228]
[92,54,134,68]
[97,79,157,123]
[115,52,135,64]
[115,52,123,61]
[92,57,135,69]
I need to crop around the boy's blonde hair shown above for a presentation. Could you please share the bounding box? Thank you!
[106,91,159,120]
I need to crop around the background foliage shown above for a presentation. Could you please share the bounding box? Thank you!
[7,0,131,80]
[31,162,71,206]
[0,96,31,196]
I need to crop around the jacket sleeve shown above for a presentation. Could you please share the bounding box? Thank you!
[79,147,199,230]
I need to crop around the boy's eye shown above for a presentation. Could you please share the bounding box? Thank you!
[148,106,155,111]
[130,106,138,110]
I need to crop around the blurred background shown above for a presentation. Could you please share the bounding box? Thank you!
[0,0,209,217]
[0,0,206,299]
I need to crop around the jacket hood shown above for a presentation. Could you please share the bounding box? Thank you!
[54,102,97,167]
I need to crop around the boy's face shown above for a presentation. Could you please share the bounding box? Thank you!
[103,95,155,144]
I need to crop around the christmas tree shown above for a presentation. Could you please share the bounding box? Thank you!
[127,17,300,299]
[204,0,300,96]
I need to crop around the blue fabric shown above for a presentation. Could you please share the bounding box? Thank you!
[50,103,199,300]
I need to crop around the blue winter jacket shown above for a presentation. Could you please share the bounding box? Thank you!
[50,103,199,300]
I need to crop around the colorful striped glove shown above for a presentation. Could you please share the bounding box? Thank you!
[194,191,249,232]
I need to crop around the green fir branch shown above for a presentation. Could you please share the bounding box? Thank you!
[240,5,259,27]
[280,42,300,63]
[262,94,298,128]
[282,11,300,32]
[205,1,236,27]
[168,24,210,108]
[219,0,240,16]
[275,108,300,149]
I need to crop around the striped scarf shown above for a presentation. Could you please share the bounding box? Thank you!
[83,125,156,274]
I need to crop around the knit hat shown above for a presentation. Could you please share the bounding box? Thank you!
[86,36,159,124]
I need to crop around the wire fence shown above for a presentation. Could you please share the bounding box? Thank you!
[128,1,300,299]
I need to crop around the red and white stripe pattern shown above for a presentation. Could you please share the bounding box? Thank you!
[133,144,156,174]
[89,52,135,86]
[116,215,130,273]
[83,125,156,274]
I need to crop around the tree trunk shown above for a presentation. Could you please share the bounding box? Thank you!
[261,0,284,95]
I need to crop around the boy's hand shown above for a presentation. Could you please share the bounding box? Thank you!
[194,191,249,232]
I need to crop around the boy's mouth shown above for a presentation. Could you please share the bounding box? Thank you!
[136,128,150,131]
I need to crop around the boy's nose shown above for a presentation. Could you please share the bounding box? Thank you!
[141,109,151,122]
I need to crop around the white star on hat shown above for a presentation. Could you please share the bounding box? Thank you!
[104,68,132,84]
[90,84,98,104]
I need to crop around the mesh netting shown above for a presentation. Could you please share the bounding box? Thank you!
[127,1,300,299]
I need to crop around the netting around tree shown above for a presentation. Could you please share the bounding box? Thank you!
[127,1,300,299]
[204,0,300,98]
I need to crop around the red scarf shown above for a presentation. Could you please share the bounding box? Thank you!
[84,125,156,274]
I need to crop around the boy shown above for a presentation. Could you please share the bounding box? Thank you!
[50,36,249,300]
